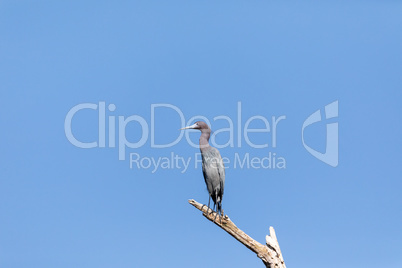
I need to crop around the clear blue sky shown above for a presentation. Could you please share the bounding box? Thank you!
[1,1,401,267]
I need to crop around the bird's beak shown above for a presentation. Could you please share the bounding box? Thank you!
[180,123,197,130]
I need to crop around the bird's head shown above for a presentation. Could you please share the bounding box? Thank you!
[180,121,210,132]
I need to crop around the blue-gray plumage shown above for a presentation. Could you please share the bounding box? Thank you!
[181,121,225,216]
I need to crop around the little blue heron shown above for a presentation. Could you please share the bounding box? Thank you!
[181,121,225,218]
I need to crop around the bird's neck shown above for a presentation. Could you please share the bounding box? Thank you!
[199,130,211,150]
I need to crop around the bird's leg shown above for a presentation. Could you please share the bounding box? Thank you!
[220,206,224,223]
[212,208,222,224]
[213,212,218,223]
[201,196,213,214]
[207,196,212,214]
[217,201,222,223]
[212,201,220,223]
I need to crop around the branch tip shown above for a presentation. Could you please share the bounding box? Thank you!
[188,199,286,268]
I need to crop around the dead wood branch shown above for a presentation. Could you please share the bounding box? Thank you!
[188,199,286,268]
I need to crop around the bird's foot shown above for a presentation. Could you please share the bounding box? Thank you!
[213,211,223,224]
[201,204,207,211]
[201,204,213,215]
[213,212,218,223]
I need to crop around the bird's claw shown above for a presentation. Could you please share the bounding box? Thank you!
[201,204,213,215]
[212,211,223,224]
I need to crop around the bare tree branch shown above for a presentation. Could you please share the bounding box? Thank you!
[188,199,286,268]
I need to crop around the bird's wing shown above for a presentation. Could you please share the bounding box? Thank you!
[201,154,215,195]
[214,149,225,196]
[202,148,225,197]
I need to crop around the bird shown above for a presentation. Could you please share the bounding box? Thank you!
[181,121,225,218]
